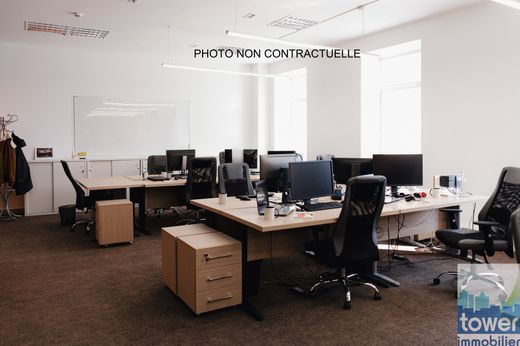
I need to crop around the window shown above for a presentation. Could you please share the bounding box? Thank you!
[273,68,307,159]
[361,40,421,156]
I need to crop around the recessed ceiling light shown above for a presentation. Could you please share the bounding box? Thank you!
[25,21,109,39]
[268,15,319,30]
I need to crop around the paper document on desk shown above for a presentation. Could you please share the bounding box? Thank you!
[293,212,314,219]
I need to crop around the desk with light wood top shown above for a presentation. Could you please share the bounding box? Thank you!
[77,176,144,191]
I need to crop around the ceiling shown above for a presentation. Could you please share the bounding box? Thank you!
[0,0,482,64]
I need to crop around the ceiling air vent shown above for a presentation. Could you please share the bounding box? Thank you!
[24,21,109,39]
[267,15,319,30]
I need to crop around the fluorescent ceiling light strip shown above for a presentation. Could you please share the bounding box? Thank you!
[162,63,279,78]
[226,30,338,51]
[103,102,175,107]
[226,30,379,57]
[490,0,520,10]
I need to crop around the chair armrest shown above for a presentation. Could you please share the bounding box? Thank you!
[473,221,501,227]
[440,208,463,213]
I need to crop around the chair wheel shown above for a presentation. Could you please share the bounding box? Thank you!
[343,301,352,310]
[374,292,382,301]
[433,278,441,285]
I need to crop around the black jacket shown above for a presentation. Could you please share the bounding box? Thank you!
[12,133,33,195]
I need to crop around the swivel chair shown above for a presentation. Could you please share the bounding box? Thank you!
[146,155,167,216]
[305,175,386,309]
[433,167,520,292]
[218,163,255,197]
[61,161,96,232]
[180,157,217,224]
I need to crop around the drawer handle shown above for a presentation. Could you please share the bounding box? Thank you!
[204,252,232,262]
[207,293,233,303]
[206,273,232,282]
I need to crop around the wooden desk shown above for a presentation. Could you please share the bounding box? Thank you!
[77,176,143,191]
[191,194,486,320]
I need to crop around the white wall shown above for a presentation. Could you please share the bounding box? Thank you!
[269,58,361,160]
[269,2,520,202]
[0,41,257,160]
[344,2,520,199]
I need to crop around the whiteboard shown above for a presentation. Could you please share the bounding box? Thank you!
[74,96,190,157]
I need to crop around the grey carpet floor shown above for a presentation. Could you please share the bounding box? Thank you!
[1,214,512,345]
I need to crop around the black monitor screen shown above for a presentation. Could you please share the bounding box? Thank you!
[267,150,296,155]
[224,149,233,164]
[260,154,301,192]
[166,149,196,172]
[372,154,423,186]
[332,158,373,185]
[243,149,258,169]
[289,160,334,201]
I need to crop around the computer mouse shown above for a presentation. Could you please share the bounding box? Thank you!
[239,196,251,201]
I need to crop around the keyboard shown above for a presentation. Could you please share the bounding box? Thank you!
[147,176,169,181]
[300,202,343,212]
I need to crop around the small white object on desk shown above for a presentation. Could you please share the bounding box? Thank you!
[218,193,227,204]
[264,206,277,220]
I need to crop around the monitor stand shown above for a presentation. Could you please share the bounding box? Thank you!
[176,155,188,179]
[390,186,399,198]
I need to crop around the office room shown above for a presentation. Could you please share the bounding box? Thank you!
[1,0,520,344]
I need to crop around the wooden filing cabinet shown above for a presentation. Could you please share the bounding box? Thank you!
[177,232,242,314]
[161,224,216,295]
[95,199,134,246]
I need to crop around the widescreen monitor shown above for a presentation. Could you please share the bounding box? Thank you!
[289,160,334,202]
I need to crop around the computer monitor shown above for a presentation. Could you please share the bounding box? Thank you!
[166,149,196,174]
[332,158,373,185]
[289,160,334,203]
[243,149,258,169]
[224,149,233,163]
[372,154,423,197]
[267,150,296,155]
[259,154,301,193]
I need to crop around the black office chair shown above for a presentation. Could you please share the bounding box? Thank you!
[146,155,167,216]
[218,163,255,197]
[305,175,386,309]
[180,157,217,223]
[433,167,520,291]
[147,155,166,175]
[61,161,96,232]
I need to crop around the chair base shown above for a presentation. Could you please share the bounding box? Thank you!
[308,269,381,310]
[433,266,507,300]
[71,219,95,233]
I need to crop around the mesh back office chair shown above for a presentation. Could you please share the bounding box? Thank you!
[60,161,123,232]
[147,155,166,175]
[218,163,255,197]
[218,151,225,165]
[180,157,217,223]
[305,175,386,309]
[145,155,167,216]
[433,167,520,291]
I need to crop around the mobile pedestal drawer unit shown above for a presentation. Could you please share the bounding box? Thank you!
[177,232,242,314]
[161,224,216,295]
[95,199,133,246]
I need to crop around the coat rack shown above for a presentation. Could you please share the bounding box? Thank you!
[1,114,22,220]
